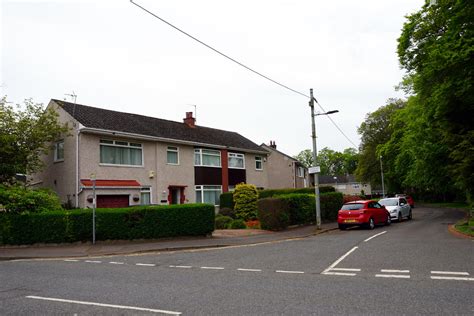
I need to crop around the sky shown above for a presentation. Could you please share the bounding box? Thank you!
[1,0,424,156]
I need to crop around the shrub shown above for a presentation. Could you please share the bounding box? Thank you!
[219,192,234,209]
[278,194,314,225]
[233,183,259,221]
[219,207,237,219]
[245,219,260,229]
[343,195,362,203]
[320,192,344,221]
[257,198,290,231]
[215,214,233,229]
[228,219,246,229]
[258,186,334,199]
[0,185,62,214]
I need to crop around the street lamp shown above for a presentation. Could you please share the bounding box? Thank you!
[308,88,339,230]
[380,156,385,198]
[333,176,338,191]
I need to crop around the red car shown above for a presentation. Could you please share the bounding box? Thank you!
[338,200,391,230]
[395,194,415,208]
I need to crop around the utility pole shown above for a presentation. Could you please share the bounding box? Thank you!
[380,155,385,198]
[309,89,322,230]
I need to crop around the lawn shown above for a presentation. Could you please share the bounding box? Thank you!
[455,218,474,237]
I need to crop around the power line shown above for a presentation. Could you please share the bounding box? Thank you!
[129,0,357,148]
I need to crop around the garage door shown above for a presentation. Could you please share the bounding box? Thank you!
[97,195,129,208]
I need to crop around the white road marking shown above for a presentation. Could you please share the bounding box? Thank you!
[381,269,410,273]
[136,263,156,267]
[237,268,262,272]
[26,296,181,315]
[331,268,361,272]
[170,265,192,269]
[109,262,124,265]
[322,246,358,274]
[64,259,79,262]
[200,266,225,270]
[431,271,469,276]
[276,270,305,274]
[322,272,357,276]
[84,260,102,263]
[375,274,410,279]
[430,276,474,281]
[364,231,387,242]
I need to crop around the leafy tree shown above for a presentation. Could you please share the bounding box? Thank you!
[293,149,313,168]
[0,97,69,184]
[295,147,358,175]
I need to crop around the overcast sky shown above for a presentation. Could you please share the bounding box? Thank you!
[1,0,423,156]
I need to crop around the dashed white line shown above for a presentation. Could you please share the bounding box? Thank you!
[276,270,305,274]
[331,268,361,272]
[26,295,181,315]
[323,272,357,276]
[430,276,474,281]
[84,260,102,264]
[109,262,124,265]
[375,274,410,279]
[322,246,358,274]
[64,259,79,262]
[237,268,262,272]
[364,231,387,242]
[200,266,225,270]
[136,263,156,267]
[381,269,410,273]
[431,271,469,276]
[170,265,192,269]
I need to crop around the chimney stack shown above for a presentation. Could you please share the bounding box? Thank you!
[183,112,196,128]
[270,140,277,149]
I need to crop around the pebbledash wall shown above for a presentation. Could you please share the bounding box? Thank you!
[32,101,269,208]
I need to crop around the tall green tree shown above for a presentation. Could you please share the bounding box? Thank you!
[398,0,474,202]
[0,97,69,184]
[294,147,358,175]
[293,149,313,168]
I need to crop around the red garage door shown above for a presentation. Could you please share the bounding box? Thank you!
[97,195,129,208]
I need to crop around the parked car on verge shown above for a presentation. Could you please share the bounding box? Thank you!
[379,197,412,222]
[337,200,391,230]
[395,194,415,208]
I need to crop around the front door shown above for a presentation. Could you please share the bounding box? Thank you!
[168,186,186,204]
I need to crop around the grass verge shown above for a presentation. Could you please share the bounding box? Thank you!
[454,218,474,237]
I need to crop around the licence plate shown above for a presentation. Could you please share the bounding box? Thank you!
[344,219,357,223]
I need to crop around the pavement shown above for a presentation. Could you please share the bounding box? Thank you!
[0,222,339,261]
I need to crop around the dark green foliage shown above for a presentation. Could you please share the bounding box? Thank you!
[258,186,334,199]
[215,214,233,229]
[320,192,344,221]
[219,192,234,209]
[233,184,259,221]
[228,219,246,229]
[278,194,314,225]
[0,204,215,245]
[257,198,290,231]
[218,207,236,219]
[0,185,63,213]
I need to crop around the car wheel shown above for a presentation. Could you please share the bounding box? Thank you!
[338,224,347,230]
[367,218,375,230]
[408,210,412,220]
[385,214,391,226]
[398,212,403,222]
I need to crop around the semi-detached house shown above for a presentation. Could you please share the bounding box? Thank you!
[33,99,269,208]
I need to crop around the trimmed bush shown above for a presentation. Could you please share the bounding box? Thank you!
[233,184,259,221]
[0,204,215,245]
[219,207,237,219]
[320,192,344,221]
[258,186,334,199]
[0,185,62,214]
[219,192,234,209]
[257,198,290,231]
[215,214,233,229]
[278,194,314,225]
[228,219,246,229]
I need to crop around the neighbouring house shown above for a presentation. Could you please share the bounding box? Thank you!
[318,174,371,196]
[260,141,308,189]
[32,99,270,208]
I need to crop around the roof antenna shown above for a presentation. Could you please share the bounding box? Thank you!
[65,91,77,117]
[188,104,197,123]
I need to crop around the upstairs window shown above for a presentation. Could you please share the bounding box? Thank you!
[255,156,263,170]
[100,139,143,166]
[297,166,305,177]
[228,153,245,169]
[54,140,64,162]
[167,146,179,165]
[194,148,221,167]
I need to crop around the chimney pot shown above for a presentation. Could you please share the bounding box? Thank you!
[183,112,196,128]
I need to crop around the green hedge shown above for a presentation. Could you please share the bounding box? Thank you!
[257,198,290,231]
[0,185,63,214]
[219,192,234,209]
[258,186,335,199]
[0,204,215,245]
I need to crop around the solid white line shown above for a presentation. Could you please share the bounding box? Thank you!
[330,268,361,272]
[364,231,387,242]
[200,267,225,270]
[136,263,156,267]
[25,296,181,315]
[322,272,357,276]
[381,269,410,273]
[431,271,469,276]
[84,260,102,263]
[237,268,262,272]
[375,274,410,279]
[322,246,358,273]
[172,265,192,269]
[64,259,79,262]
[431,276,474,281]
[109,262,124,265]
[276,270,305,274]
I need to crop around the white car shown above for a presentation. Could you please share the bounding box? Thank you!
[379,197,412,221]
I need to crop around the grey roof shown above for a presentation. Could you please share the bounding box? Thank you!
[53,99,266,153]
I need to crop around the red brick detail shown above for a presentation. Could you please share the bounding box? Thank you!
[221,149,229,192]
[81,179,141,187]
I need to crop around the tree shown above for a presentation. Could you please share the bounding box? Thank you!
[295,147,358,175]
[293,149,313,168]
[0,97,69,184]
[398,0,474,202]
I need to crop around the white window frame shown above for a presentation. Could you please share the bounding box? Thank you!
[167,146,179,165]
[99,139,144,167]
[54,140,64,162]
[255,156,263,170]
[195,185,222,205]
[228,152,245,169]
[194,148,221,167]
[297,166,305,178]
[140,187,152,205]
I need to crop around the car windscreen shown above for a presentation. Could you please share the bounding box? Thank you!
[379,199,398,206]
[341,203,364,210]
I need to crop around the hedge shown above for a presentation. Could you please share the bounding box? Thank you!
[219,192,234,209]
[257,198,290,231]
[0,204,215,245]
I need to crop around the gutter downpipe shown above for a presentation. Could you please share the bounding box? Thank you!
[75,127,81,208]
